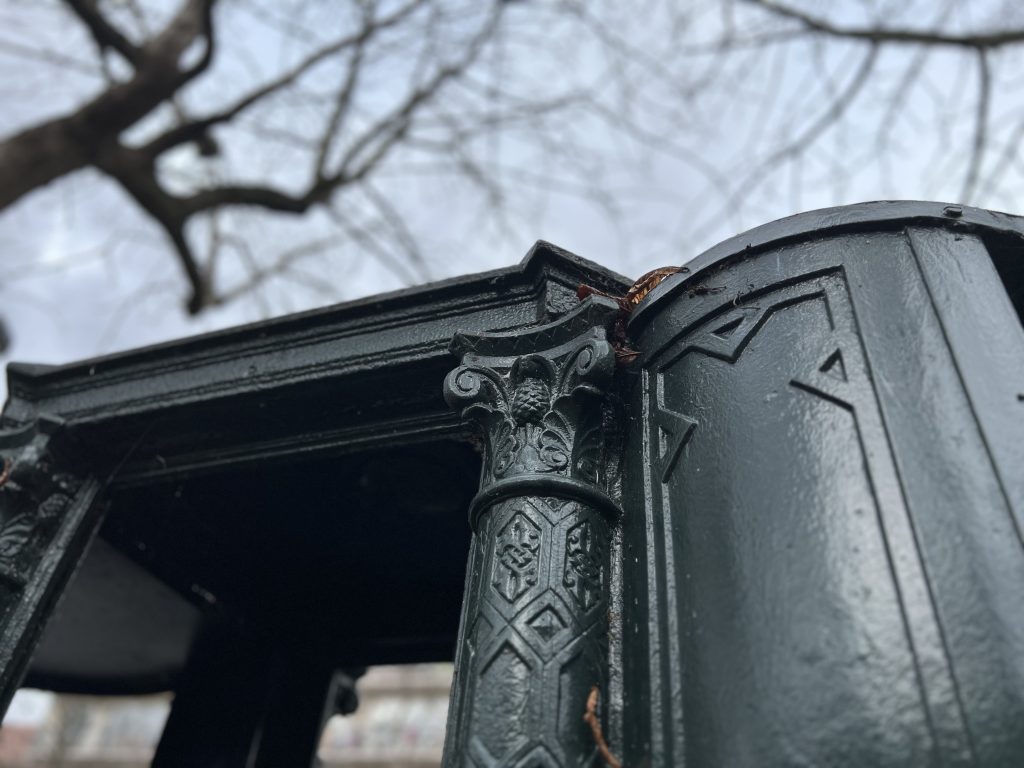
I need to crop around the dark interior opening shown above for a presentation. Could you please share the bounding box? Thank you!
[26,440,481,695]
[982,230,1024,332]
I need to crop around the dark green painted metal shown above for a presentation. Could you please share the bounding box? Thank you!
[0,418,107,715]
[1,242,629,490]
[442,297,623,767]
[622,203,1024,766]
[1,202,1022,767]
[0,242,628,705]
[0,241,629,767]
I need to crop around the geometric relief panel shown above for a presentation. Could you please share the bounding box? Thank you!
[468,613,496,659]
[528,607,567,641]
[461,494,612,767]
[514,746,561,768]
[557,650,600,766]
[492,511,542,604]
[523,600,570,654]
[653,405,697,484]
[563,518,606,613]
[476,643,534,761]
[442,302,620,767]
[651,284,833,485]
[642,271,956,766]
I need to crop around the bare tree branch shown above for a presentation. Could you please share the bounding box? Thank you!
[0,0,217,210]
[63,0,142,67]
[961,50,991,201]
[182,2,503,222]
[144,0,424,157]
[690,41,880,241]
[3,0,1024,330]
[0,35,100,73]
[314,25,368,180]
[747,0,1024,49]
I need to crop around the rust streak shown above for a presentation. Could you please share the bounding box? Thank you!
[624,266,684,308]
[583,685,622,768]
[578,266,684,367]
[577,266,685,316]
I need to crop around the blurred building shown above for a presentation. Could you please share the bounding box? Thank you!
[0,664,451,767]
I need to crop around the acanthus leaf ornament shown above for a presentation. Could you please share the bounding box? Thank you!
[443,297,621,507]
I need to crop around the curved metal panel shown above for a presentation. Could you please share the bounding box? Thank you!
[622,213,1024,766]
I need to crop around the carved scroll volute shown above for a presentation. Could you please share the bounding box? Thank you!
[442,296,622,768]
[444,296,622,529]
[0,417,82,589]
[0,415,105,719]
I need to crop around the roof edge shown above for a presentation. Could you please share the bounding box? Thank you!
[5,242,630,393]
[630,200,1024,329]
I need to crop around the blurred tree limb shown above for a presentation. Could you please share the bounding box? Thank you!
[0,0,1021,318]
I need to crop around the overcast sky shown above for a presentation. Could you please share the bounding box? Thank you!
[3,0,1024,733]
[2,0,1022,407]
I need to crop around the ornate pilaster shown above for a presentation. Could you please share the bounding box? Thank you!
[442,297,622,768]
[0,416,105,713]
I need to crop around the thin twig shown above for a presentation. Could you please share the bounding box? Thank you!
[961,49,990,202]
[747,0,1024,49]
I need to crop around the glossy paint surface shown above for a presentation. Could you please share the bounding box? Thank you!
[622,207,1024,766]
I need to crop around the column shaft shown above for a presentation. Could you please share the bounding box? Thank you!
[442,297,622,768]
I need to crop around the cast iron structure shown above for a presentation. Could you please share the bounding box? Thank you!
[442,297,621,766]
[619,202,1024,766]
[0,202,1021,767]
[0,242,629,765]
[0,417,105,708]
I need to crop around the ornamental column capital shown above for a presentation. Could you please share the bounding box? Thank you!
[443,296,621,530]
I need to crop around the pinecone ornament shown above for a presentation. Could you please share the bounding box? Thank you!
[512,377,550,424]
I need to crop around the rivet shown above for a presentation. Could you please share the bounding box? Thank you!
[943,205,963,218]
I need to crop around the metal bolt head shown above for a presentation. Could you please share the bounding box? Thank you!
[943,205,964,218]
